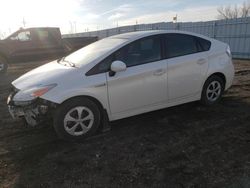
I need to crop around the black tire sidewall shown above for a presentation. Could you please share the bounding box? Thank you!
[53,98,101,141]
[201,75,225,106]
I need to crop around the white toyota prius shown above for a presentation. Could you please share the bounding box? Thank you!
[7,30,235,140]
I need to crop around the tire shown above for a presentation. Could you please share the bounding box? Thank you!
[53,97,101,141]
[200,75,225,106]
[0,56,8,75]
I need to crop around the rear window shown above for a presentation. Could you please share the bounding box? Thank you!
[37,30,50,40]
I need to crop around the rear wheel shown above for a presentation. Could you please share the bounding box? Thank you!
[53,98,101,141]
[0,56,8,75]
[201,75,225,106]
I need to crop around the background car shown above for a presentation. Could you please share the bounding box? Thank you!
[7,30,235,140]
[0,27,97,74]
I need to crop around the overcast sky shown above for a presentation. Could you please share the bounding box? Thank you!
[0,0,246,36]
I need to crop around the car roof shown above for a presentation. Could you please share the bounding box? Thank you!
[109,30,211,42]
[23,27,60,30]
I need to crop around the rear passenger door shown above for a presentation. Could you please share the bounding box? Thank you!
[164,34,210,101]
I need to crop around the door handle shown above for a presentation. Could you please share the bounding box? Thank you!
[94,83,106,87]
[153,69,166,76]
[197,59,206,65]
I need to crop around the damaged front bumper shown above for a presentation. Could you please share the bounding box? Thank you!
[7,88,57,126]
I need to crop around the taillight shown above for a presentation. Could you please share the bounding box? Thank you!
[226,46,232,58]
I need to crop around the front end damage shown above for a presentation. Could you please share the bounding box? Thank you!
[7,86,57,126]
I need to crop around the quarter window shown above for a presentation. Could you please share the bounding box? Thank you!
[164,34,198,58]
[196,37,211,51]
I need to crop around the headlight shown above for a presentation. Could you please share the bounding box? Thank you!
[30,84,57,97]
[13,84,57,103]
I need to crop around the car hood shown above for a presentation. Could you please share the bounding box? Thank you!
[12,60,77,90]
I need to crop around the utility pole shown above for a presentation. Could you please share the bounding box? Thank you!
[173,14,178,30]
[74,21,77,33]
[69,21,74,33]
[22,17,26,28]
[173,14,178,23]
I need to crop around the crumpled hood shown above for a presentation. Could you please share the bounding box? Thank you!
[12,60,76,90]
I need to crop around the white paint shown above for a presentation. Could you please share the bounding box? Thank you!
[12,30,235,121]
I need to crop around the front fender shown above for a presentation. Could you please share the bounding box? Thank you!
[40,85,110,118]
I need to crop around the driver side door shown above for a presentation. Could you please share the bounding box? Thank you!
[106,35,168,120]
[7,30,38,62]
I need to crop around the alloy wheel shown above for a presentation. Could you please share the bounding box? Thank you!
[63,106,94,136]
[206,81,222,102]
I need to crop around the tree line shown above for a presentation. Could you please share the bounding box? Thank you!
[217,0,250,19]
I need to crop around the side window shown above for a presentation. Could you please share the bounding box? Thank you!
[196,37,211,52]
[11,31,31,42]
[97,54,114,73]
[86,36,162,76]
[164,34,198,58]
[115,36,161,67]
[85,54,114,76]
[37,30,50,41]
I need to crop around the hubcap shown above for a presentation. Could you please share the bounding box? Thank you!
[0,63,4,71]
[64,106,94,136]
[206,81,222,102]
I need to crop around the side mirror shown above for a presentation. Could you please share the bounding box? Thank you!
[109,61,126,76]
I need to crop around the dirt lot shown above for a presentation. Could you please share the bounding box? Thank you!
[0,59,250,188]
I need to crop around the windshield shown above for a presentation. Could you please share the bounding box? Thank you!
[62,37,127,67]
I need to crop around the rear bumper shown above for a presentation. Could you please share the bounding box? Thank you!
[225,59,235,90]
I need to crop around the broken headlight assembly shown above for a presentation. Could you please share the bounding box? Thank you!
[7,84,58,126]
[11,84,57,106]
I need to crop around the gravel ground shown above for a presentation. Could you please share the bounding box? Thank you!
[0,59,250,188]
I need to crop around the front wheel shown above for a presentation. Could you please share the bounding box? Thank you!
[53,98,101,141]
[200,75,225,106]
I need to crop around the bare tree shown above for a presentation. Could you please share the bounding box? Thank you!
[217,1,250,19]
[242,1,250,17]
